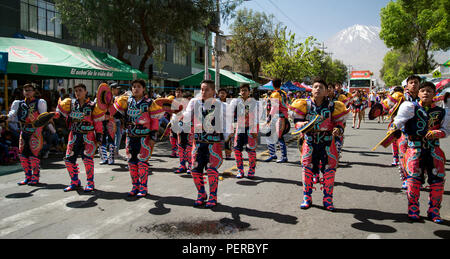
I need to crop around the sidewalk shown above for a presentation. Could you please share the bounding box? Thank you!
[0,163,22,176]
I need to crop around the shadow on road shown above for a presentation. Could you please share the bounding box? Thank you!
[235,176,301,187]
[332,206,450,238]
[5,183,68,199]
[145,194,299,225]
[335,181,402,194]
[41,158,66,170]
[234,176,450,197]
[342,149,392,157]
[337,160,395,169]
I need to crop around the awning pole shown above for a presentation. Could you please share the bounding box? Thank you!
[4,74,8,113]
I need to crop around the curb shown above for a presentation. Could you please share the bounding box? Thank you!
[0,165,23,176]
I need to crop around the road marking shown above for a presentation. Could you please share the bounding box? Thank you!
[66,202,149,239]
[367,234,381,239]
[0,196,78,237]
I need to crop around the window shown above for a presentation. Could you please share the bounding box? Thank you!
[154,44,167,61]
[20,2,29,31]
[38,6,46,35]
[195,43,205,65]
[54,13,62,38]
[20,0,63,39]
[350,80,371,88]
[173,45,187,66]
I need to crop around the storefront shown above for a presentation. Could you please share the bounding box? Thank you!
[0,37,148,111]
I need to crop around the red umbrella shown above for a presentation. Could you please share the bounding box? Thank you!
[293,82,312,92]
[436,79,450,90]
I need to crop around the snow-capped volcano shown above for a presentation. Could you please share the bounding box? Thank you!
[325,24,449,86]
[336,25,381,44]
[325,24,388,86]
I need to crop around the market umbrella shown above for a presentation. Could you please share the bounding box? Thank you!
[282,81,303,92]
[258,81,274,91]
[293,82,312,92]
[436,79,450,91]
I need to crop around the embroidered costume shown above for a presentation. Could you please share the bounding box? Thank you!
[265,89,290,163]
[7,98,47,185]
[229,97,259,179]
[392,101,449,223]
[379,91,406,168]
[99,110,117,165]
[289,98,349,211]
[112,94,163,197]
[56,97,105,192]
[171,111,194,175]
[183,97,225,208]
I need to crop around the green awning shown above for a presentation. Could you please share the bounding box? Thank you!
[231,72,260,88]
[0,37,148,80]
[179,68,259,88]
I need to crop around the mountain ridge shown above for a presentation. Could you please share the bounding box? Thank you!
[325,24,450,87]
[325,24,387,86]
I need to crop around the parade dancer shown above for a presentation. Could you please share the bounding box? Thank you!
[99,108,116,165]
[396,76,444,188]
[289,78,349,211]
[183,80,225,208]
[218,88,233,160]
[391,82,449,223]
[328,83,348,157]
[334,82,353,108]
[229,84,259,179]
[375,86,406,167]
[112,79,163,197]
[169,89,183,158]
[110,82,126,161]
[0,84,47,186]
[265,78,289,163]
[56,84,105,192]
[350,90,364,129]
[397,76,421,188]
[172,93,194,175]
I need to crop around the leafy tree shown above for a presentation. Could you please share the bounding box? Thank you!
[229,8,276,80]
[262,26,318,82]
[307,50,347,84]
[325,58,349,84]
[379,0,450,74]
[55,0,137,65]
[380,49,413,86]
[55,0,243,71]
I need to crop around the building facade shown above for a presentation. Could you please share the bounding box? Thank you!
[212,35,269,84]
[0,0,212,95]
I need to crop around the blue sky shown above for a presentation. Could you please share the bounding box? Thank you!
[223,0,392,42]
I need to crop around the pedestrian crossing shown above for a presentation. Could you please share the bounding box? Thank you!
[66,202,149,239]
[0,196,78,237]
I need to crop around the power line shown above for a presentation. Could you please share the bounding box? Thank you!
[251,0,284,26]
[265,0,310,38]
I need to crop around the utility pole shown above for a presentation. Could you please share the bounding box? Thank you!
[214,0,221,91]
[204,27,210,80]
[319,42,326,53]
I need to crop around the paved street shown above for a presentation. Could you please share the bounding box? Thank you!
[0,117,449,239]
